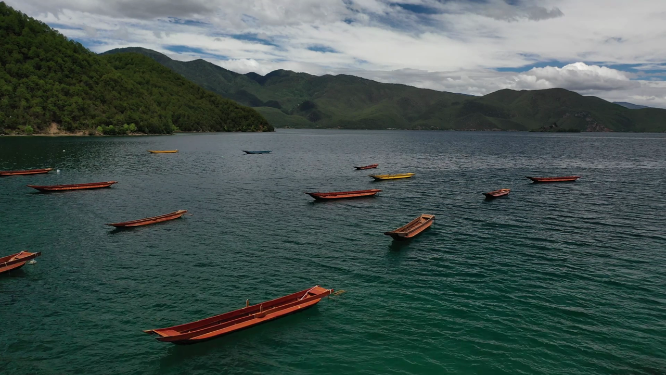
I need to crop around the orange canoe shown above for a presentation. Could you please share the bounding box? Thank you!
[107,210,187,228]
[0,251,41,274]
[354,164,378,170]
[306,189,381,200]
[527,176,580,183]
[0,168,52,177]
[484,188,510,198]
[27,181,117,192]
[385,214,435,241]
[144,286,333,344]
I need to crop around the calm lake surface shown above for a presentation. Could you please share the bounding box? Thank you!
[1,130,665,375]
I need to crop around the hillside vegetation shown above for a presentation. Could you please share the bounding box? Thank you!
[107,47,666,132]
[0,3,271,134]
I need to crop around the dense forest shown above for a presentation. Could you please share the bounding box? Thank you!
[0,2,271,135]
[108,47,666,132]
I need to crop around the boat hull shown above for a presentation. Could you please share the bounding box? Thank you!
[527,176,580,183]
[27,181,117,192]
[108,210,187,227]
[385,214,435,241]
[354,164,378,170]
[370,173,414,181]
[0,251,41,274]
[148,150,178,153]
[145,286,332,345]
[167,298,322,345]
[306,189,381,200]
[243,150,271,154]
[483,189,511,199]
[0,168,53,177]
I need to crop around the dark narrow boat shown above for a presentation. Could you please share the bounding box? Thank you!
[243,150,271,154]
[0,251,41,274]
[306,189,381,200]
[27,181,117,192]
[144,286,333,344]
[0,168,53,177]
[526,176,580,183]
[384,214,435,240]
[107,210,187,228]
[484,188,511,199]
[354,164,378,170]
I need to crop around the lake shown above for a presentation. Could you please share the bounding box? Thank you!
[1,130,665,374]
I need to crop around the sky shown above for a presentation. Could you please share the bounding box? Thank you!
[9,0,666,108]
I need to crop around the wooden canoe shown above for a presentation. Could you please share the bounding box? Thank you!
[526,176,580,183]
[0,251,41,274]
[243,150,271,154]
[370,173,415,181]
[0,168,53,177]
[107,210,187,228]
[306,189,381,200]
[354,164,378,170]
[27,181,117,192]
[144,286,333,344]
[149,150,178,153]
[484,189,511,199]
[385,214,435,240]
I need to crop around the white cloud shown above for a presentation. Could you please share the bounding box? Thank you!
[5,0,666,108]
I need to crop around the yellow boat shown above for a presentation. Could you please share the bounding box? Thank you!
[148,150,178,154]
[369,173,415,181]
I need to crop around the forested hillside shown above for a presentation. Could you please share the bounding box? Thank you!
[107,47,666,132]
[0,2,271,135]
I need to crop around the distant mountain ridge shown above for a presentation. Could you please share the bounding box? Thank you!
[613,102,650,109]
[103,47,666,132]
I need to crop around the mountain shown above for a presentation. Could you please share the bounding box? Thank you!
[614,102,650,109]
[104,47,666,132]
[0,3,271,135]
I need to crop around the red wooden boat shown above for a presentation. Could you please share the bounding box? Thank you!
[526,176,580,183]
[27,181,117,192]
[107,210,187,227]
[306,189,381,200]
[354,164,378,170]
[484,188,511,199]
[0,168,52,177]
[0,251,41,274]
[385,214,435,240]
[144,286,333,344]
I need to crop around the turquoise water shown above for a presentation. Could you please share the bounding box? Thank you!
[1,130,665,375]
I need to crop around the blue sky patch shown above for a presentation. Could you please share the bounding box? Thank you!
[307,45,338,53]
[163,45,228,60]
[165,17,208,27]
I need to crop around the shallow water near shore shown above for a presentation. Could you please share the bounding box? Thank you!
[1,129,665,375]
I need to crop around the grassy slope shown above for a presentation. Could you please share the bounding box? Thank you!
[103,48,666,132]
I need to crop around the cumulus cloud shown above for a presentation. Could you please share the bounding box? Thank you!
[5,0,666,108]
